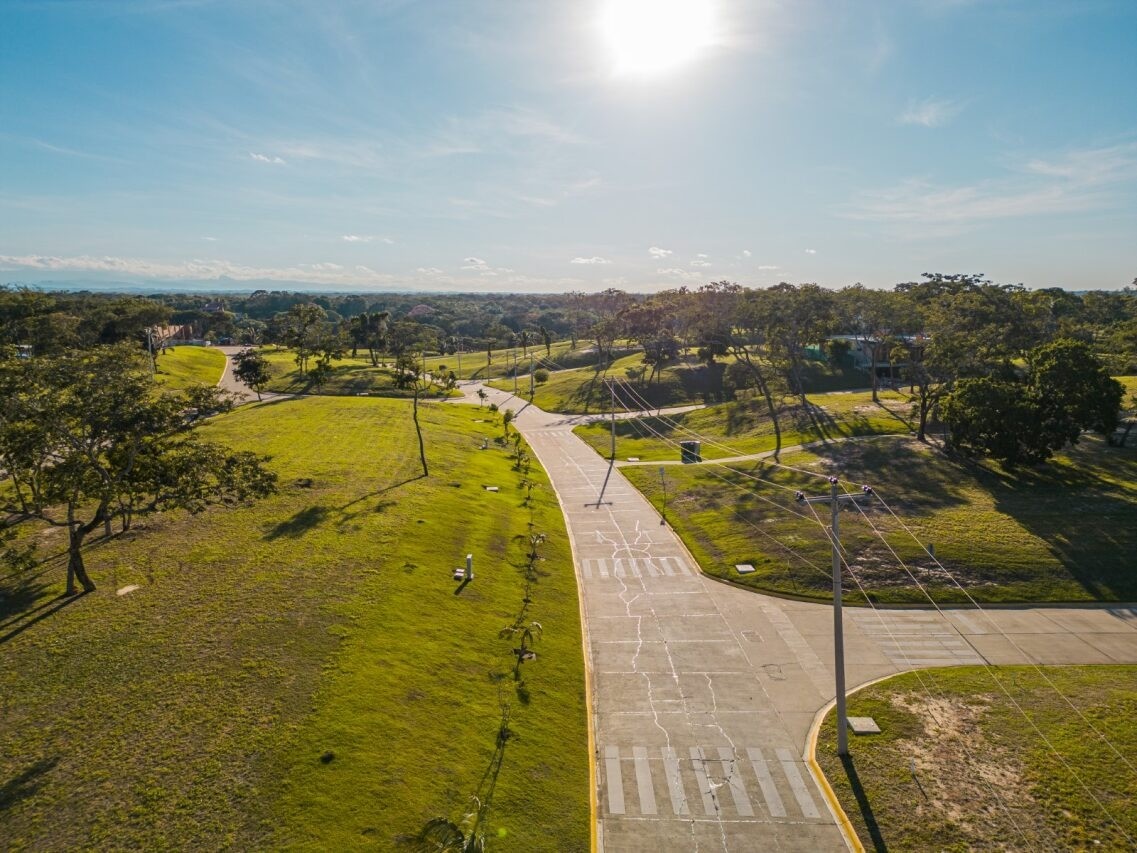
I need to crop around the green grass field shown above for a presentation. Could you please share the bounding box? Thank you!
[490,352,868,415]
[576,388,916,462]
[0,397,589,850]
[816,665,1137,850]
[153,344,227,389]
[622,433,1137,603]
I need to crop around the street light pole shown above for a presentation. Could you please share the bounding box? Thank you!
[796,478,873,757]
[659,465,667,525]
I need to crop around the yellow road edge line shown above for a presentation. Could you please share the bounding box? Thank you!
[805,698,864,853]
[520,417,600,853]
[807,672,910,853]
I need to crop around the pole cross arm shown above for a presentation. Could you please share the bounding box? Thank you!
[795,484,873,505]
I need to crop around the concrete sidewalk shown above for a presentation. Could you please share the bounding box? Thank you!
[456,384,1137,852]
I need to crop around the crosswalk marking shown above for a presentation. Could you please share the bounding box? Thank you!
[600,743,823,821]
[580,555,694,580]
[661,747,690,816]
[717,746,754,817]
[690,747,718,815]
[633,747,657,815]
[605,746,625,815]
[776,748,820,819]
[746,747,786,818]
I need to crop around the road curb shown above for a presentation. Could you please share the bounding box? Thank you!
[806,672,908,853]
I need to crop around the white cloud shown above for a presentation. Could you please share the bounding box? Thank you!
[689,257,712,268]
[648,246,672,258]
[570,256,612,264]
[342,234,394,244]
[741,249,752,257]
[0,253,396,286]
[202,236,217,242]
[899,97,965,128]
[249,151,286,165]
[656,267,705,282]
[459,256,512,276]
[804,248,817,254]
[758,264,779,270]
[416,267,445,276]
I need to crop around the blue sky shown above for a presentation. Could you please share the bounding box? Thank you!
[2,0,1135,292]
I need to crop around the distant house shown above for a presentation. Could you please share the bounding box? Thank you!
[202,300,226,314]
[827,334,927,379]
[151,324,194,347]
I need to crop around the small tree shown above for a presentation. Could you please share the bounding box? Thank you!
[232,348,270,400]
[476,388,488,407]
[502,408,515,439]
[533,368,549,385]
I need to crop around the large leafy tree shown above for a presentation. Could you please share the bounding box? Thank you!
[0,345,277,595]
[942,339,1124,466]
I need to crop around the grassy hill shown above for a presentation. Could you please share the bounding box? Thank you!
[153,344,226,389]
[0,397,589,851]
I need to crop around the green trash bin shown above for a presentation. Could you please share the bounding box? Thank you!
[680,440,701,463]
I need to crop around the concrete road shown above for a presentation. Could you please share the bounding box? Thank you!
[461,383,1137,852]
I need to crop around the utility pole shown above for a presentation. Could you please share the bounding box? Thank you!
[529,354,534,398]
[609,380,616,460]
[796,478,873,757]
[659,465,667,525]
[513,349,518,395]
[456,338,462,380]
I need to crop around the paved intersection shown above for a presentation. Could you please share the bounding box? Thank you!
[451,383,1137,852]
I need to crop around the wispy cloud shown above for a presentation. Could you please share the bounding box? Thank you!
[758,264,779,270]
[690,253,712,268]
[0,253,400,286]
[249,151,286,164]
[840,142,1137,231]
[459,256,513,276]
[656,267,704,282]
[804,248,817,254]
[741,249,752,258]
[648,246,672,258]
[202,236,218,242]
[342,234,394,243]
[899,97,965,128]
[571,256,612,264]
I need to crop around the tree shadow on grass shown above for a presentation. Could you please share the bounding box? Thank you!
[0,757,59,812]
[263,505,331,540]
[984,440,1137,600]
[0,592,85,646]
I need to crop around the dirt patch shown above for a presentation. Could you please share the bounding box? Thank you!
[890,693,1043,848]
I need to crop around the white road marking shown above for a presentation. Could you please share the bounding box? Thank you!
[605,745,625,815]
[718,746,753,817]
[747,747,786,818]
[633,746,657,815]
[662,747,690,816]
[776,748,820,818]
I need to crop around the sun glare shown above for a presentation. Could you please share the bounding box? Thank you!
[601,0,715,76]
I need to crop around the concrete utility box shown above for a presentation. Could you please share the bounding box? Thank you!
[680,440,702,464]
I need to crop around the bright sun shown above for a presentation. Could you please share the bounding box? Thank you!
[601,0,715,76]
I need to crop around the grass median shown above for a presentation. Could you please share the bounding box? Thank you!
[816,665,1137,850]
[622,433,1137,603]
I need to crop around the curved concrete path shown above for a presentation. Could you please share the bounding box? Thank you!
[456,383,1137,852]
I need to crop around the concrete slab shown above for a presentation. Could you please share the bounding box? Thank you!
[967,631,1113,665]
